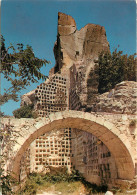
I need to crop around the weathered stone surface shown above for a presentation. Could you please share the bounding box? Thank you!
[21,90,36,106]
[11,13,136,189]
[2,111,136,182]
[54,13,110,107]
[22,13,110,113]
[92,81,137,114]
[58,25,76,36]
[58,12,76,26]
[54,12,110,74]
[105,191,113,195]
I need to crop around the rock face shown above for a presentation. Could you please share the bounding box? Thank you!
[53,12,110,106]
[92,81,137,114]
[54,12,110,73]
[58,12,76,36]
[21,90,36,106]
[15,13,137,189]
[22,13,110,109]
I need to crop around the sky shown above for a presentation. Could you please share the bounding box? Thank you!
[1,0,136,116]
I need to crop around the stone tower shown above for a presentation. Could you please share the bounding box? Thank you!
[20,13,117,186]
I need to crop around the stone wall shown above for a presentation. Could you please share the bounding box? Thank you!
[92,81,137,114]
[20,72,72,180]
[30,128,73,173]
[53,12,110,106]
[72,130,117,186]
[9,12,137,188]
[2,111,136,187]
[35,74,69,117]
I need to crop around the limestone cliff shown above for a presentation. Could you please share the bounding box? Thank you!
[53,12,110,74]
[91,81,137,114]
[21,13,137,115]
[53,12,110,106]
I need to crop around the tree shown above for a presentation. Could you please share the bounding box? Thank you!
[95,49,136,94]
[0,35,50,194]
[0,35,50,107]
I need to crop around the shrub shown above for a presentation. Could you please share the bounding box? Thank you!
[95,49,136,94]
[18,170,108,194]
[13,104,38,118]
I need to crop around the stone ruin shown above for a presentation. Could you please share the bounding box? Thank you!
[12,12,137,188]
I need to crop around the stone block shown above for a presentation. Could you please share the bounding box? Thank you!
[58,25,76,36]
[58,12,76,26]
[104,121,114,130]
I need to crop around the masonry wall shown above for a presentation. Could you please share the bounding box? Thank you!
[19,149,30,181]
[35,74,68,117]
[18,12,128,186]
[28,128,73,173]
[68,54,117,186]
[71,129,117,186]
[19,52,117,186]
[19,73,73,180]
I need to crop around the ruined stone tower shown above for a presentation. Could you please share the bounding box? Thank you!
[20,13,117,186]
[53,12,110,107]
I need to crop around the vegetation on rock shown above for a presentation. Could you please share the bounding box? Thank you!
[13,104,38,118]
[95,49,136,94]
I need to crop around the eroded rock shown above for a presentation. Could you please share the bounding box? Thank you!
[53,12,110,73]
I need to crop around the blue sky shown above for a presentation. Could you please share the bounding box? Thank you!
[1,0,136,115]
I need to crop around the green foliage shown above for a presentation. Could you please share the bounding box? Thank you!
[0,35,49,193]
[13,104,38,118]
[0,111,5,117]
[1,175,13,195]
[95,49,136,94]
[18,170,108,195]
[0,168,18,195]
[0,35,50,106]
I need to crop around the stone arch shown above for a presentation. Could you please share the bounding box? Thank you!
[10,111,135,181]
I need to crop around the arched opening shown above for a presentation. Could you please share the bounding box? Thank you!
[9,111,135,183]
[19,128,118,186]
